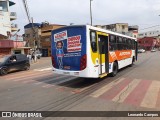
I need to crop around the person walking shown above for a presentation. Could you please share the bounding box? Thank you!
[31,52,35,63]
[27,53,32,63]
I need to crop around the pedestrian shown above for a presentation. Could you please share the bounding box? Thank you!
[27,53,32,63]
[31,52,35,62]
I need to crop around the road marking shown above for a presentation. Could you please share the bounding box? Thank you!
[112,79,141,103]
[13,72,53,81]
[42,84,55,88]
[56,86,68,91]
[34,67,52,71]
[34,75,69,85]
[6,70,52,81]
[99,79,132,100]
[42,77,78,89]
[140,81,160,108]
[23,80,35,83]
[124,80,152,106]
[2,70,36,79]
[90,78,125,98]
[54,77,77,85]
[72,84,96,94]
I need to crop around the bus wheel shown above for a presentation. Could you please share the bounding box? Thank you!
[111,62,118,77]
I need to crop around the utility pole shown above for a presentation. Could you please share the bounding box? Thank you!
[22,0,38,62]
[31,17,37,62]
[90,0,93,26]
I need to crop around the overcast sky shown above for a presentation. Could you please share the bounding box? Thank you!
[10,0,160,34]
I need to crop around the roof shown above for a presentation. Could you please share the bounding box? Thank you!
[9,1,15,6]
[24,23,42,29]
[95,23,128,26]
[138,37,157,41]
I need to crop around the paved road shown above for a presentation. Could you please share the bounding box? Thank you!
[0,52,160,120]
[30,57,52,70]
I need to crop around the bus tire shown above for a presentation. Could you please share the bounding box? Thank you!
[110,62,118,77]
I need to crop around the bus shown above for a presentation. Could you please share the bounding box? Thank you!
[51,25,138,78]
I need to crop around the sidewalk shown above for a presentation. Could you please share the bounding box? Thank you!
[30,57,51,64]
[30,57,52,70]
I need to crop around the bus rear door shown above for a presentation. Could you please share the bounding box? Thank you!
[97,32,109,77]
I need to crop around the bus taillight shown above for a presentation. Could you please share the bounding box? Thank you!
[51,56,56,67]
[80,55,87,70]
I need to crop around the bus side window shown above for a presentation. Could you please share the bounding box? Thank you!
[123,38,127,50]
[126,39,130,49]
[128,39,132,49]
[109,35,116,51]
[132,39,135,50]
[117,36,123,50]
[90,31,97,52]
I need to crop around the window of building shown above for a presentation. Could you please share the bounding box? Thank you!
[122,25,125,29]
[0,1,8,12]
[45,38,50,42]
[25,34,30,38]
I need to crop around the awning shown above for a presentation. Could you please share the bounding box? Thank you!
[9,1,16,6]
[12,47,31,49]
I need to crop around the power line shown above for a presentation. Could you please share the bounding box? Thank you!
[17,0,27,22]
[22,0,31,23]
[140,25,160,30]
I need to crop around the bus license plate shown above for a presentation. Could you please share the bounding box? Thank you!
[63,72,70,75]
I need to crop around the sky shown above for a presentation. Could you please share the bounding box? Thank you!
[10,0,160,34]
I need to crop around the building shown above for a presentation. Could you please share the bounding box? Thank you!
[0,40,29,56]
[138,37,157,50]
[0,0,29,56]
[138,30,160,50]
[138,30,160,39]
[0,0,18,39]
[95,23,139,38]
[24,22,65,57]
[100,23,128,34]
[41,23,65,57]
[24,23,42,50]
[127,25,139,38]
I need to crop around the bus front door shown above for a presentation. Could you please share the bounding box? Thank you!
[97,33,109,76]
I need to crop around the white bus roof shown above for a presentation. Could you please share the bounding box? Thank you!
[52,25,137,41]
[87,25,137,40]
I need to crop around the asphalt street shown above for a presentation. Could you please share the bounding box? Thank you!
[0,52,160,120]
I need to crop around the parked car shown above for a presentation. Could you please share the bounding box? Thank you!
[0,54,30,75]
[151,49,156,52]
[138,49,145,53]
